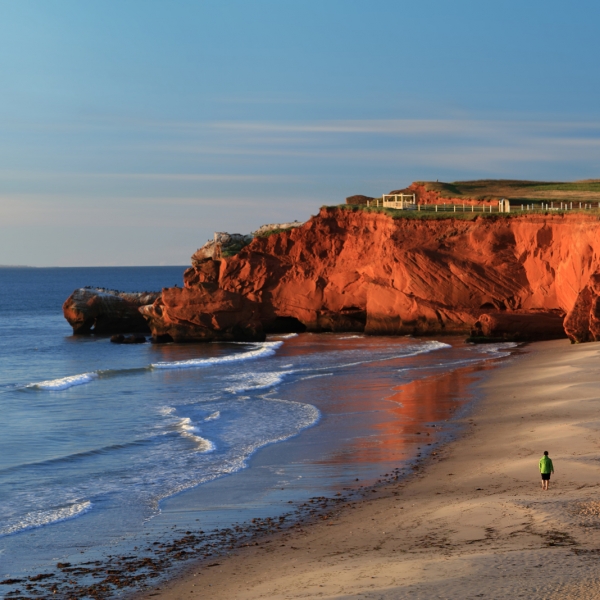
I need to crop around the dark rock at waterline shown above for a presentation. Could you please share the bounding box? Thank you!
[467,310,566,343]
[110,334,147,344]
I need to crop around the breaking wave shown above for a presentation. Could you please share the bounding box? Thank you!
[152,341,283,370]
[176,417,215,452]
[225,370,293,393]
[0,501,93,538]
[27,372,98,391]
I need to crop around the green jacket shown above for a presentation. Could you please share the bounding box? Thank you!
[539,456,554,474]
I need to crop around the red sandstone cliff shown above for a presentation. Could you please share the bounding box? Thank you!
[138,207,600,343]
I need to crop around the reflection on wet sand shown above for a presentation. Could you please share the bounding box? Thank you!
[316,362,495,466]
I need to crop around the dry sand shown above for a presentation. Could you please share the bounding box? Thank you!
[145,339,600,599]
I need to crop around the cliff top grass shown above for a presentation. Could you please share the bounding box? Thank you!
[334,204,600,221]
[337,205,482,220]
[254,227,291,238]
[337,205,501,220]
[414,179,600,203]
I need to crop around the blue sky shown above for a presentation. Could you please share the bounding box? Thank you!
[1,0,600,266]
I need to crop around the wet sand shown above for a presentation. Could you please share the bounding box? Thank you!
[145,339,600,599]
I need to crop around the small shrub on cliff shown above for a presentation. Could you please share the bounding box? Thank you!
[220,239,252,257]
[255,228,289,238]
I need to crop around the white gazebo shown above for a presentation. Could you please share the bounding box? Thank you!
[498,198,510,213]
[367,193,416,209]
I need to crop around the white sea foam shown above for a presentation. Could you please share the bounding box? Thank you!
[27,372,98,391]
[263,399,321,437]
[299,372,334,381]
[307,340,453,373]
[0,501,92,537]
[273,333,298,339]
[225,370,293,393]
[476,342,519,355]
[398,357,482,373]
[204,411,220,421]
[152,341,283,369]
[176,417,215,452]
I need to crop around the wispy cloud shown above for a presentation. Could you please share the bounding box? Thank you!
[132,118,600,170]
[206,118,600,138]
[3,116,600,222]
[8,115,600,136]
[99,173,296,182]
[0,171,304,183]
[0,192,297,228]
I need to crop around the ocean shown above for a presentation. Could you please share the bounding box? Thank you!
[0,267,516,595]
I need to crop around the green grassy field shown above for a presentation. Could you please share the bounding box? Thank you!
[412,179,600,201]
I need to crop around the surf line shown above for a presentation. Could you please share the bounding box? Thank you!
[25,341,284,391]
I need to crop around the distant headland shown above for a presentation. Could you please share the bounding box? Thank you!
[0,265,36,268]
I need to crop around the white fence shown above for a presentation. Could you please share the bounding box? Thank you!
[364,198,600,213]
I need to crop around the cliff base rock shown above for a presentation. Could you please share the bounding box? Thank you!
[564,272,600,343]
[139,283,265,343]
[469,311,566,342]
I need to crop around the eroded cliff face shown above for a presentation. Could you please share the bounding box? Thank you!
[141,207,600,343]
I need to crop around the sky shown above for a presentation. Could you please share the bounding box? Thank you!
[1,0,600,266]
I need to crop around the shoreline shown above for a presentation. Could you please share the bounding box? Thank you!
[142,339,600,599]
[2,336,499,600]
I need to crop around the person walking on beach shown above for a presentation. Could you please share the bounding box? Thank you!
[539,450,554,490]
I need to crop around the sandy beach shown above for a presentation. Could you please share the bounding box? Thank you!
[142,339,600,599]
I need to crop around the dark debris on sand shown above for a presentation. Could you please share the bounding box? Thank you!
[0,468,409,599]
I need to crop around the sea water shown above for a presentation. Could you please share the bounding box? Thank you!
[0,267,515,584]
